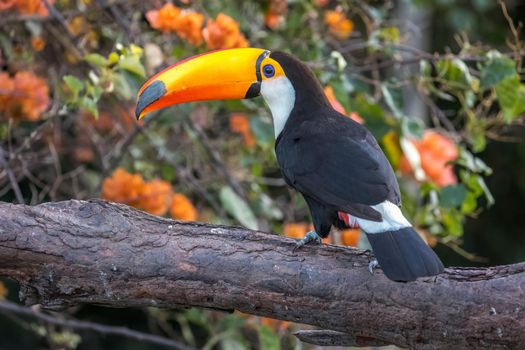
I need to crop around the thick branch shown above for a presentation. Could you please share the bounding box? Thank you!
[0,200,523,349]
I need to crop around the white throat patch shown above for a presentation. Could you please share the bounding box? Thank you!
[260,76,295,138]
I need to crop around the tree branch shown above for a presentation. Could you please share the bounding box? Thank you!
[0,200,524,349]
[0,299,195,350]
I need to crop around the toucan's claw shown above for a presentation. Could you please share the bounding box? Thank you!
[368,258,380,275]
[293,231,322,252]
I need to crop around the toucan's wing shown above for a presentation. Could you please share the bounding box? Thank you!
[276,114,400,220]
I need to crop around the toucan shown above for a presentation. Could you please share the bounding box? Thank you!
[135,48,444,282]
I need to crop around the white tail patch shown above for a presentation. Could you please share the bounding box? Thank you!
[353,200,411,234]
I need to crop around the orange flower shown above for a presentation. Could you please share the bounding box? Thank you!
[146,3,181,33]
[202,13,249,50]
[348,112,364,123]
[324,86,364,123]
[229,113,256,148]
[0,71,49,121]
[67,16,89,36]
[73,145,94,163]
[283,222,309,239]
[324,86,345,114]
[139,179,173,216]
[0,0,16,11]
[170,193,198,221]
[0,282,7,299]
[13,71,49,121]
[324,9,353,40]
[102,169,182,216]
[146,4,204,46]
[15,0,54,16]
[340,229,360,246]
[264,0,287,30]
[400,131,458,187]
[0,72,14,107]
[173,10,204,46]
[31,36,46,51]
[101,168,146,207]
[260,317,290,332]
[283,222,331,244]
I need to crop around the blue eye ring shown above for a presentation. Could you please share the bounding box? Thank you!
[262,64,275,78]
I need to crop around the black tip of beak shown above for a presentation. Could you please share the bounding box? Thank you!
[135,80,167,119]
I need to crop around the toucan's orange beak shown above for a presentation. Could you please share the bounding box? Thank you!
[135,48,269,120]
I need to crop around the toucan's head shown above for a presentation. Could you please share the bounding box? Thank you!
[136,48,327,136]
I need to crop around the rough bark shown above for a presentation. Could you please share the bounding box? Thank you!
[0,199,523,349]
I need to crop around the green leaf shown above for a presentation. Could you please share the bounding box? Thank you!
[480,51,516,90]
[112,72,133,100]
[0,33,13,60]
[118,55,146,77]
[379,26,400,44]
[108,52,119,65]
[24,20,42,36]
[420,59,432,77]
[401,117,424,138]
[349,94,391,139]
[63,75,84,100]
[79,97,98,118]
[466,118,487,153]
[436,58,473,90]
[495,76,525,122]
[220,339,247,350]
[219,186,258,230]
[258,325,281,350]
[86,83,103,100]
[329,79,352,110]
[382,83,404,119]
[84,53,109,67]
[457,148,492,175]
[477,176,495,206]
[441,208,463,236]
[461,192,477,214]
[250,118,274,145]
[440,185,467,208]
[256,193,283,221]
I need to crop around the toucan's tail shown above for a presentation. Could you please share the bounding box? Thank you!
[366,227,444,282]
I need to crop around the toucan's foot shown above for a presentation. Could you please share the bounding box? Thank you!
[368,258,380,275]
[293,231,322,251]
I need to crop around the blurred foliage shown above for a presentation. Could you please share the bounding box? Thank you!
[0,0,524,349]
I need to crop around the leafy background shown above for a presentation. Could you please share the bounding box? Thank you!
[0,0,524,349]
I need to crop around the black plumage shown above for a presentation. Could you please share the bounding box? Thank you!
[270,51,443,281]
[272,51,400,235]
[366,228,444,281]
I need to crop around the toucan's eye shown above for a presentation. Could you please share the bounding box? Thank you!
[263,64,275,78]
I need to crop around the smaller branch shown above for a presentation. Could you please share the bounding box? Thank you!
[94,0,138,44]
[0,147,24,204]
[294,330,390,348]
[97,117,152,192]
[0,300,196,350]
[187,120,247,201]
[419,90,457,134]
[349,50,525,74]
[498,0,523,69]
[42,0,77,39]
